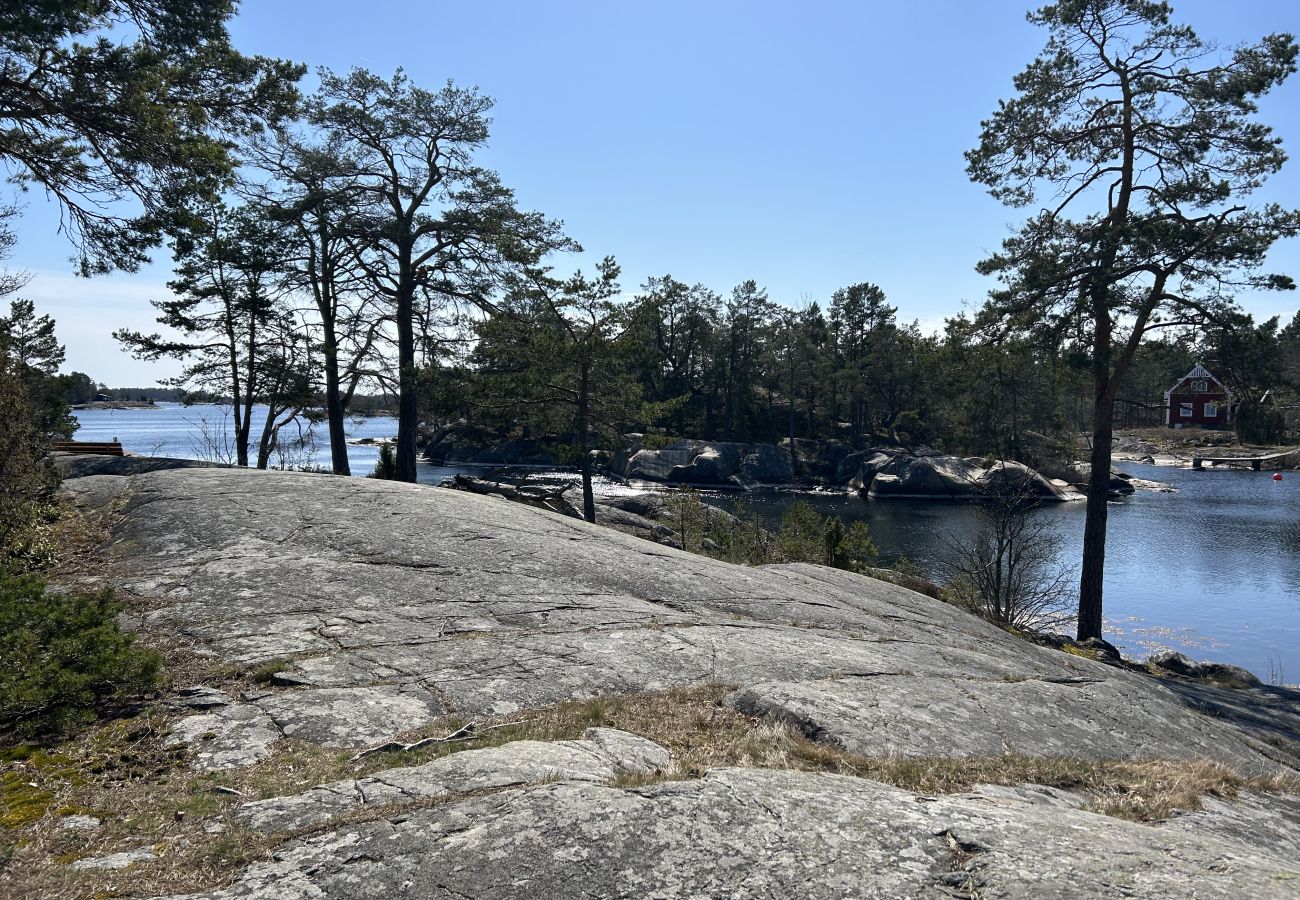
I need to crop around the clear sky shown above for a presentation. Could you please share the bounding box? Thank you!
[11,0,1300,384]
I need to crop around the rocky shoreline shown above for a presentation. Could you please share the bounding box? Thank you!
[422,425,1155,499]
[1112,429,1300,470]
[70,400,159,410]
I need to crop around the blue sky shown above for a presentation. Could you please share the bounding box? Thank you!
[11,0,1300,383]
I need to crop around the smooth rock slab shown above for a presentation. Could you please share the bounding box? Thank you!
[235,728,670,832]
[165,769,1300,899]
[255,685,445,748]
[165,700,281,771]
[728,673,1282,774]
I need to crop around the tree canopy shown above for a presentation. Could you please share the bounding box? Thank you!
[0,0,302,274]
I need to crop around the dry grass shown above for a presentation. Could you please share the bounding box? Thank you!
[5,684,1298,900]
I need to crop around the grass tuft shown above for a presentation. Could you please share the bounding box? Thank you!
[5,683,1298,900]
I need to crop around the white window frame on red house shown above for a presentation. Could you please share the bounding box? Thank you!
[1179,402,1194,418]
[1204,401,1219,417]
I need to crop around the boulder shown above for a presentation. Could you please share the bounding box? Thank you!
[982,460,1076,501]
[738,443,793,484]
[1044,459,1140,496]
[1080,636,1123,665]
[666,443,743,487]
[619,441,699,481]
[1109,471,1138,495]
[847,448,913,490]
[861,452,1084,502]
[618,440,752,488]
[1149,651,1262,689]
[867,455,987,499]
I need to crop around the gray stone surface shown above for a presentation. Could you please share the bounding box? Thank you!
[169,769,1300,899]
[164,698,281,771]
[865,453,1084,502]
[234,727,670,833]
[617,440,753,487]
[56,464,1300,899]
[54,453,221,477]
[739,442,794,484]
[1149,649,1263,688]
[256,685,445,747]
[60,466,1298,773]
[727,672,1294,772]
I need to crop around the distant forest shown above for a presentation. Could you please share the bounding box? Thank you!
[435,279,1300,469]
[97,281,1300,472]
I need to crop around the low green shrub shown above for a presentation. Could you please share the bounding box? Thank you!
[693,498,878,574]
[368,443,397,479]
[0,574,161,738]
[775,501,877,571]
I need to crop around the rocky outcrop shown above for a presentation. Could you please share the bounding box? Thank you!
[233,727,669,833]
[422,424,556,467]
[54,459,1300,898]
[1149,650,1263,689]
[616,440,744,487]
[614,439,801,487]
[850,449,1085,502]
[58,462,1292,766]
[1038,459,1141,496]
[169,770,1300,900]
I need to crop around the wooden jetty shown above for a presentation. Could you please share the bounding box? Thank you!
[51,439,124,457]
[1192,448,1300,471]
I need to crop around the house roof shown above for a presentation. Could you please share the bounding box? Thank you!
[1163,363,1230,400]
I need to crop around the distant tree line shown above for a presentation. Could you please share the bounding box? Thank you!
[447,275,1300,461]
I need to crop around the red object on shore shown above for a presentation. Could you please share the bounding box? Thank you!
[1274,473,1284,481]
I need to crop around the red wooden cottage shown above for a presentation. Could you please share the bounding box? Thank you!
[1164,363,1233,429]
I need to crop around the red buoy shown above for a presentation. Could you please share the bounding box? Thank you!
[1274,473,1284,481]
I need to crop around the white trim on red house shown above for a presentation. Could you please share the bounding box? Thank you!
[1163,363,1234,426]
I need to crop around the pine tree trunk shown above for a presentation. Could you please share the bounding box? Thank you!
[235,415,250,468]
[1077,385,1114,641]
[322,326,351,476]
[579,361,595,523]
[394,257,418,483]
[787,347,797,477]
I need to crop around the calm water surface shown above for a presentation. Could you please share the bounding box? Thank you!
[73,402,396,473]
[704,468,1300,681]
[72,404,1300,680]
